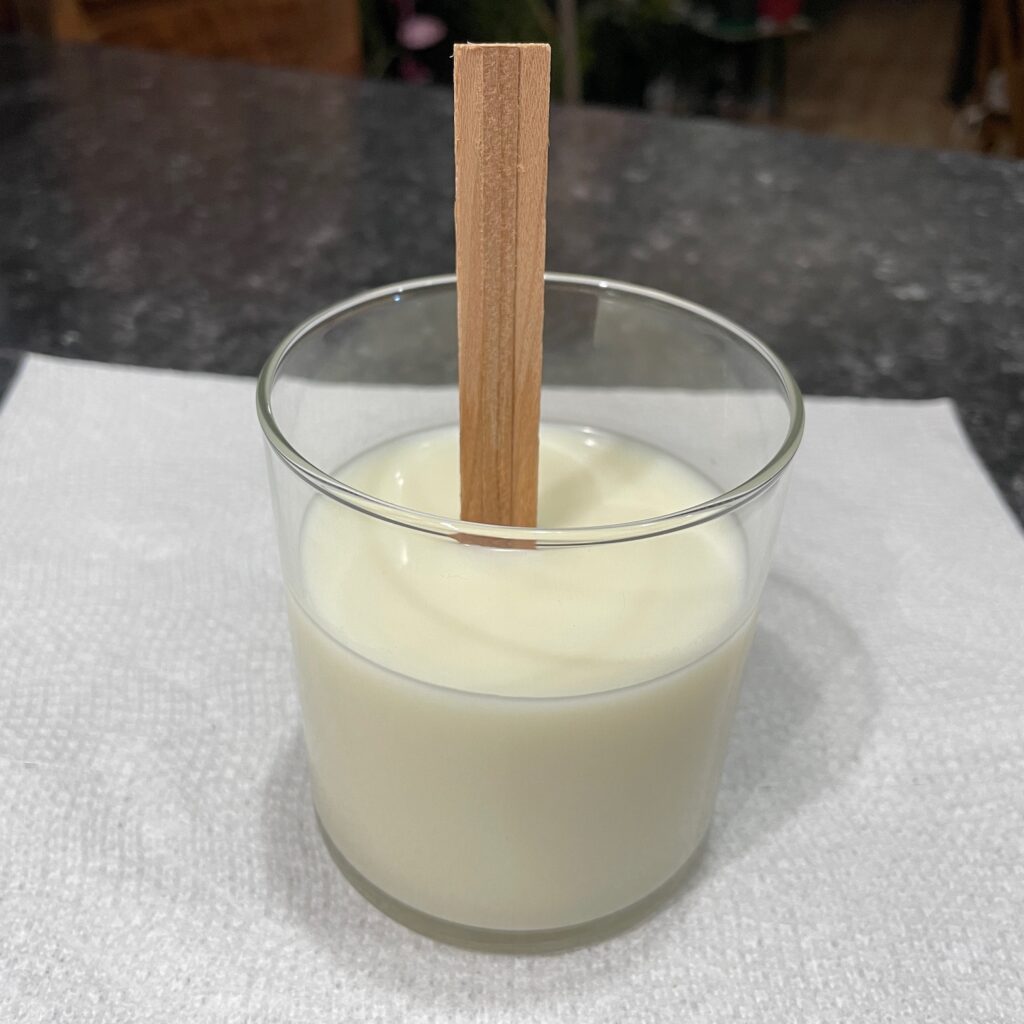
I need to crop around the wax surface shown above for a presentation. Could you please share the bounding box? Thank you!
[288,425,754,931]
[300,424,746,698]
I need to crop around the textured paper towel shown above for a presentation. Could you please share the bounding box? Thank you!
[1,354,1021,1023]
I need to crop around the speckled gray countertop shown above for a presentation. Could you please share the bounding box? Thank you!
[1,37,1022,520]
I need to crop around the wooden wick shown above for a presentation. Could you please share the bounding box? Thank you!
[454,42,550,527]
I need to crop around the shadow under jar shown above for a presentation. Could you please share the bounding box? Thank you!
[257,274,804,952]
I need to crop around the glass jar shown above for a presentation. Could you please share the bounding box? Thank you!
[257,274,803,951]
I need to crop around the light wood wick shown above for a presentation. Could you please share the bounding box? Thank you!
[454,42,550,527]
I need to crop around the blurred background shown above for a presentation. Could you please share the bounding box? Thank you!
[1,0,1021,157]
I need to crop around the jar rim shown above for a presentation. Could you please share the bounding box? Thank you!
[256,273,804,546]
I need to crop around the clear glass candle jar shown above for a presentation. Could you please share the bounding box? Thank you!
[257,274,803,951]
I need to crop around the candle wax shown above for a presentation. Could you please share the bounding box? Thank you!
[287,424,753,932]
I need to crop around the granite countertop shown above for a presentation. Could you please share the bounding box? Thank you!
[1,37,1022,521]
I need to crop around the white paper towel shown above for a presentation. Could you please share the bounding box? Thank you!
[1,354,1021,1023]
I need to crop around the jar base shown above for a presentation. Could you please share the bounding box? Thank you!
[315,812,707,953]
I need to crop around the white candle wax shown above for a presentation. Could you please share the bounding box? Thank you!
[288,424,753,933]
